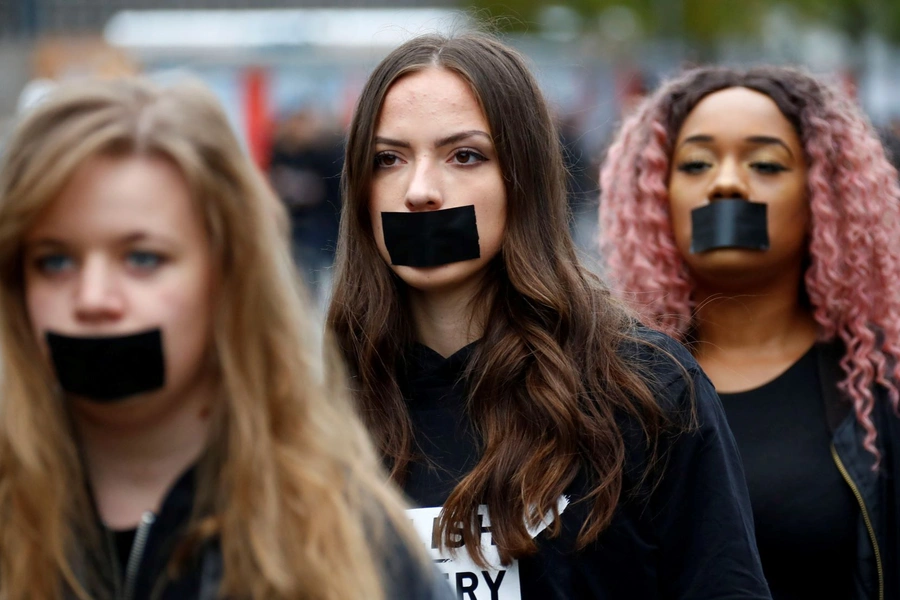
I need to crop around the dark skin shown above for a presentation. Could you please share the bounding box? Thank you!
[667,86,818,393]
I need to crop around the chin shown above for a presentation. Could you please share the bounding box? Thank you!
[392,260,485,295]
[687,250,783,287]
[689,246,767,263]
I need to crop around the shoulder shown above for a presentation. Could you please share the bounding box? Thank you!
[617,324,706,401]
[613,325,735,446]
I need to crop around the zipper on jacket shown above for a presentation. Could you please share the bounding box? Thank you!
[831,444,884,600]
[122,511,156,600]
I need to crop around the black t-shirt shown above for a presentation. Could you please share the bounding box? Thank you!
[112,527,137,576]
[399,330,772,600]
[719,346,859,600]
[402,342,480,508]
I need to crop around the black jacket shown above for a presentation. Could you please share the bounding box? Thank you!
[74,467,454,600]
[400,329,773,599]
[818,342,900,600]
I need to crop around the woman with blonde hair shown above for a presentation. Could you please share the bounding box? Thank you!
[0,77,451,600]
[599,65,900,599]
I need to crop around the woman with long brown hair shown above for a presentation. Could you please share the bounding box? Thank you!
[327,32,771,599]
[0,76,452,600]
[599,66,900,600]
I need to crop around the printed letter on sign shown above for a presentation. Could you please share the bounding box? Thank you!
[407,498,568,600]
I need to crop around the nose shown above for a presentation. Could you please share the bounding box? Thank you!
[73,255,125,323]
[404,158,443,212]
[708,157,750,201]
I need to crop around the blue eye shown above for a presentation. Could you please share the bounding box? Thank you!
[34,254,74,274]
[127,251,164,270]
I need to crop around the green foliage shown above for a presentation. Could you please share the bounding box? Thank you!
[466,0,900,43]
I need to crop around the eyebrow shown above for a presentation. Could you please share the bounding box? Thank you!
[745,135,794,157]
[680,134,794,158]
[374,130,492,149]
[25,231,172,249]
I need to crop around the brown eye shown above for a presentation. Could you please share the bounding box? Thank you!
[750,162,788,174]
[453,149,486,165]
[676,160,711,174]
[374,152,400,168]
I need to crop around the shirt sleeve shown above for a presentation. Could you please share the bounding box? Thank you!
[651,368,772,600]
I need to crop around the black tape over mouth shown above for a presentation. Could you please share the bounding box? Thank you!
[690,199,769,253]
[46,328,166,402]
[381,205,481,267]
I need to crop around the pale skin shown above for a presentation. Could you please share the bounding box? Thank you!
[24,155,217,529]
[667,87,818,392]
[369,67,507,357]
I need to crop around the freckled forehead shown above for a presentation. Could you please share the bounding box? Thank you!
[677,86,800,147]
[376,67,490,134]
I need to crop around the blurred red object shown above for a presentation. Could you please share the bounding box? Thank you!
[243,66,272,170]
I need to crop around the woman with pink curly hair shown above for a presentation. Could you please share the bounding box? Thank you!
[599,65,900,600]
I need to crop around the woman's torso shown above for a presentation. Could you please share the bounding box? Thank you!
[718,345,859,600]
[400,336,771,600]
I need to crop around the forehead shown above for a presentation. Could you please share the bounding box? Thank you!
[26,154,198,241]
[677,86,800,145]
[376,67,489,133]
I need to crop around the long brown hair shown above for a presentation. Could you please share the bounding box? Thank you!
[327,33,673,566]
[0,77,422,600]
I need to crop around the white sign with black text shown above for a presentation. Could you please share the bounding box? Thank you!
[408,496,569,600]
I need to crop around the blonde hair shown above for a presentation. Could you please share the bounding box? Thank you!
[0,77,418,599]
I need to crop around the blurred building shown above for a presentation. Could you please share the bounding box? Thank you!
[1,0,455,39]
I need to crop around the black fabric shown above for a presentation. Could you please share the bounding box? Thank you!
[400,328,772,600]
[817,341,852,433]
[818,341,900,600]
[401,342,480,508]
[116,467,201,600]
[868,393,900,600]
[382,205,481,267]
[718,346,859,600]
[112,528,137,577]
[47,329,165,402]
[80,466,452,600]
[690,199,769,253]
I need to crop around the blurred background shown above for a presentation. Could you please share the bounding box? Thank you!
[2,0,899,307]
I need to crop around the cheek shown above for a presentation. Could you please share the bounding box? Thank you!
[478,205,504,246]
[666,191,695,253]
[766,179,810,238]
[156,285,215,386]
[145,264,214,348]
[475,179,507,253]
[24,281,65,338]
[768,203,811,248]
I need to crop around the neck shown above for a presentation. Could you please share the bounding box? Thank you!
[690,272,819,393]
[73,375,215,529]
[408,279,488,358]
[693,275,817,354]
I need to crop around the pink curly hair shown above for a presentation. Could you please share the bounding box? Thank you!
[599,65,900,465]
